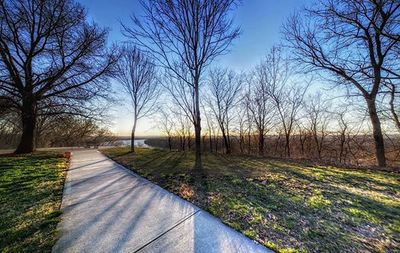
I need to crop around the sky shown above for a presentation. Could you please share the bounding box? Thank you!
[78,0,310,136]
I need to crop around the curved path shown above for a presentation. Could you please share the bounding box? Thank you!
[53,149,271,253]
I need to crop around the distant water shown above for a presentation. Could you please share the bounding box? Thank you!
[119,139,149,148]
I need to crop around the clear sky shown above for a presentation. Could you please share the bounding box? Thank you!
[78,0,310,136]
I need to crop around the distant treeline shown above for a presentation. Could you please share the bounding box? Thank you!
[145,134,400,169]
[0,115,115,149]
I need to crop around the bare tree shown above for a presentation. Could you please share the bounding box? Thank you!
[236,103,249,154]
[296,121,311,157]
[284,0,400,167]
[175,110,193,151]
[246,68,276,156]
[0,0,116,153]
[45,117,112,148]
[244,91,254,154]
[261,47,309,157]
[336,110,349,163]
[305,94,331,160]
[203,104,216,152]
[0,109,19,148]
[158,108,175,151]
[115,45,159,152]
[205,68,242,154]
[384,82,400,132]
[122,0,240,169]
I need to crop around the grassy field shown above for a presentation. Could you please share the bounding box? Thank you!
[0,152,68,253]
[102,147,400,253]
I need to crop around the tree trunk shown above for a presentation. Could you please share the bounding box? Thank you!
[299,133,306,155]
[15,96,36,154]
[312,129,321,159]
[221,128,230,154]
[388,84,400,132]
[215,135,218,153]
[209,132,212,152]
[194,123,202,169]
[239,132,244,154]
[194,75,202,170]
[366,98,386,167]
[258,130,264,156]
[285,133,291,158]
[339,131,346,163]
[168,136,172,151]
[274,134,281,156]
[131,119,137,153]
[179,136,184,151]
[247,131,251,154]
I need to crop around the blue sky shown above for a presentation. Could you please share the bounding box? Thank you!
[78,0,310,136]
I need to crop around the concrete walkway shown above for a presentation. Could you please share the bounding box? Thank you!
[53,149,271,253]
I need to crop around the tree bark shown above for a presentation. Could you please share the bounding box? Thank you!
[247,131,251,154]
[168,136,172,151]
[209,132,212,152]
[313,132,322,160]
[194,76,202,170]
[15,96,36,154]
[285,133,291,158]
[258,130,264,156]
[194,123,202,168]
[388,84,400,132]
[214,134,218,153]
[221,128,231,154]
[366,98,386,167]
[179,136,183,151]
[299,131,306,156]
[339,132,346,163]
[131,119,137,153]
[239,133,244,154]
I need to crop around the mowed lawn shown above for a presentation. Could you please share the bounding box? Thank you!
[102,147,400,253]
[0,152,68,252]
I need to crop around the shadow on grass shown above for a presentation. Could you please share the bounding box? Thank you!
[0,153,67,252]
[191,153,398,251]
[188,154,210,209]
[101,148,400,252]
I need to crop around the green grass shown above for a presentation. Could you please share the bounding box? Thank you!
[102,147,400,253]
[0,152,68,253]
